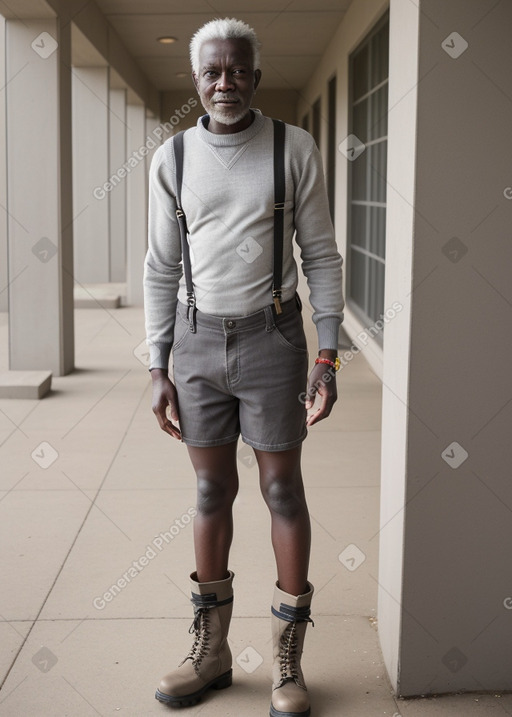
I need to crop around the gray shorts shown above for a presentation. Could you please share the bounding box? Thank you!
[172,296,308,452]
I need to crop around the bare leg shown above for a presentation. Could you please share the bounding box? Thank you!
[255,445,311,596]
[187,442,239,583]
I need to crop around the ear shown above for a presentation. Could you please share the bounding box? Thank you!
[192,71,199,92]
[254,69,262,91]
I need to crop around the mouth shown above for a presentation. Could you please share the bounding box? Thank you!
[214,99,239,106]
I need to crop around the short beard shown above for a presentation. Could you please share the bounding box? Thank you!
[208,104,249,126]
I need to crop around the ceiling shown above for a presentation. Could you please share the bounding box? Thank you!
[94,0,353,91]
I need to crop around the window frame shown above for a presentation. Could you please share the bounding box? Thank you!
[346,11,390,342]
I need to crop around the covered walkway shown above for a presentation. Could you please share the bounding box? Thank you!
[1,0,512,711]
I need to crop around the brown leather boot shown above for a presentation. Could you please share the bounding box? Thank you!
[155,570,234,707]
[270,581,314,717]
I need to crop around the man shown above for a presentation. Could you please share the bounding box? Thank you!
[144,17,344,717]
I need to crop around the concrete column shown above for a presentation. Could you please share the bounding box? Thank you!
[126,103,147,306]
[379,0,512,695]
[0,15,7,313]
[72,66,109,284]
[5,17,74,375]
[109,87,127,282]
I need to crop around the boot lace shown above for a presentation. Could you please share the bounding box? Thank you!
[179,607,211,672]
[277,614,314,688]
[279,621,300,684]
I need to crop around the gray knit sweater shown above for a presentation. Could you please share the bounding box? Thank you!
[143,110,344,370]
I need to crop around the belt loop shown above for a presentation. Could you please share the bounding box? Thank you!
[264,305,275,332]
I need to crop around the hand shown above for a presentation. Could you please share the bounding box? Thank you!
[305,361,338,427]
[150,370,182,440]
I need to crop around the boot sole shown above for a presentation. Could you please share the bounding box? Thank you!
[270,705,311,717]
[155,669,232,707]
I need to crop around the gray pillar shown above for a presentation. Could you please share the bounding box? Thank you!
[109,86,127,282]
[5,17,74,375]
[379,0,512,696]
[126,103,147,306]
[72,66,110,284]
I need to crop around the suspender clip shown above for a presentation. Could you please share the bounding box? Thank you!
[176,207,188,234]
[273,290,283,315]
[187,294,197,333]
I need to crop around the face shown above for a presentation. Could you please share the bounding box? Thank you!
[193,38,262,133]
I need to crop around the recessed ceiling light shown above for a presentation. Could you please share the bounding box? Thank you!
[157,36,177,44]
[175,72,188,78]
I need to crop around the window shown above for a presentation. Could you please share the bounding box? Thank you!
[347,13,389,336]
[327,75,337,224]
[312,98,321,148]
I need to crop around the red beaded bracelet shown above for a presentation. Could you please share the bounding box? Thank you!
[315,357,340,371]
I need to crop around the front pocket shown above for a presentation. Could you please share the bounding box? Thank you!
[172,315,190,352]
[273,313,308,354]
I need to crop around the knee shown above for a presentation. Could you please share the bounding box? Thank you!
[196,471,238,516]
[261,475,305,519]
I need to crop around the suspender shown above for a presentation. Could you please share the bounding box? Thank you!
[173,129,196,331]
[173,118,286,332]
[272,118,285,314]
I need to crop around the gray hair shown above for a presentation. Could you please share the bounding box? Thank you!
[190,18,261,74]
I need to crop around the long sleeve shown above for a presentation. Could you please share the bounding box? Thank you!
[291,130,345,351]
[143,143,183,370]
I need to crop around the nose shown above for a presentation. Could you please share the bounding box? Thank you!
[215,72,235,92]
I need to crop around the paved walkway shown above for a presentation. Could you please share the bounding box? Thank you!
[1,306,510,716]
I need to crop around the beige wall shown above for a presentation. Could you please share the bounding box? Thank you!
[296,0,512,695]
[298,0,389,377]
[378,0,418,691]
[0,14,6,312]
[160,90,201,134]
[387,0,512,695]
[252,89,299,125]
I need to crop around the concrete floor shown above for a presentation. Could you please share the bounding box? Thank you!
[0,306,510,716]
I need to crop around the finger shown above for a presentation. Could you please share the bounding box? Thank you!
[307,407,328,426]
[155,407,182,440]
[165,422,182,440]
[306,390,333,426]
[304,384,317,410]
[306,405,323,426]
[165,402,180,423]
[306,394,325,426]
[161,417,182,440]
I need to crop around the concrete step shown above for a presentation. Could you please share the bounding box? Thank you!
[0,369,52,398]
